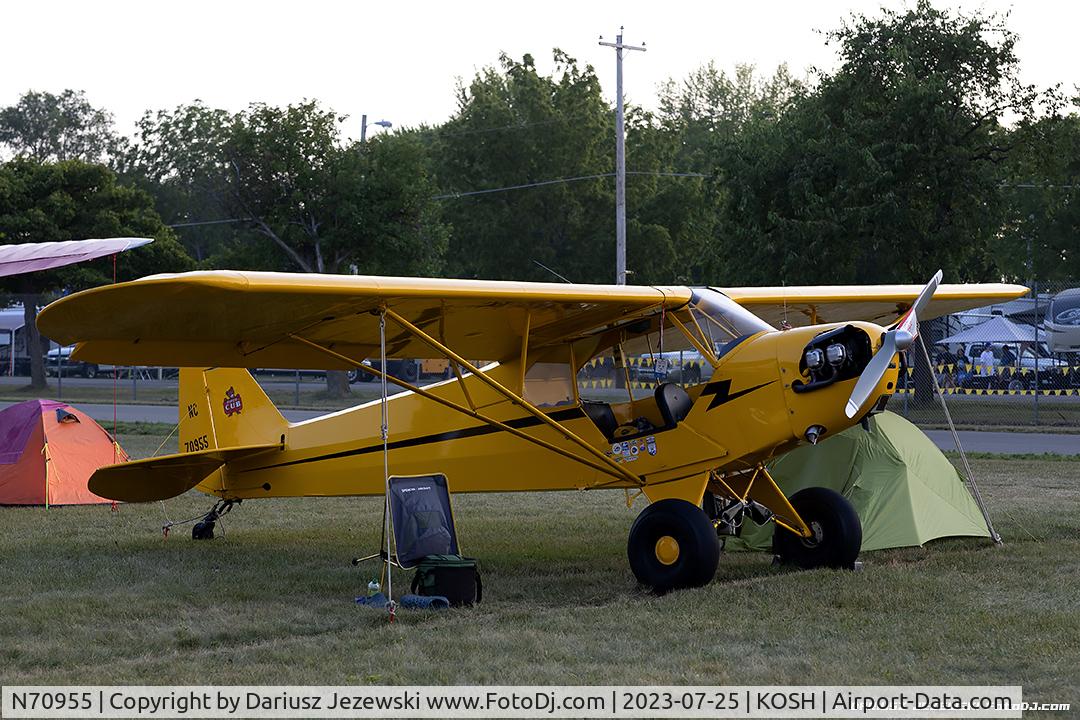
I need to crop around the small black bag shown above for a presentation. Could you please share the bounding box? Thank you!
[410,554,482,606]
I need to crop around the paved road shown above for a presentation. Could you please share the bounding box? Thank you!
[923,429,1078,455]
[0,401,326,424]
[4,400,1076,455]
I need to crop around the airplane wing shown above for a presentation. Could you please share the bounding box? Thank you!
[89,443,282,502]
[0,237,152,277]
[37,271,691,369]
[720,283,1029,328]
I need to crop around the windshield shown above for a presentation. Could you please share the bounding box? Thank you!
[1048,291,1080,327]
[691,288,775,349]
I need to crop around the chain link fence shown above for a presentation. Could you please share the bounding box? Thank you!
[890,278,1080,430]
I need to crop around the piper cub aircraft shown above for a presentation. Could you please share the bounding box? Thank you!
[37,270,1025,590]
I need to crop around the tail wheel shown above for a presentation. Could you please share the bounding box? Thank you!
[627,498,720,592]
[773,487,861,569]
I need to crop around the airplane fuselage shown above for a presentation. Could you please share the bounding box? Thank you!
[186,321,896,508]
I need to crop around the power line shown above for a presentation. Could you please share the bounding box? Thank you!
[432,118,568,138]
[168,217,252,228]
[432,170,707,200]
[432,173,611,200]
[998,183,1080,189]
[167,172,710,226]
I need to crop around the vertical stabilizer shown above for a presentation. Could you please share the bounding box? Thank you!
[178,368,287,453]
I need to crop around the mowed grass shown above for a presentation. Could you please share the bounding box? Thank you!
[1,443,1078,697]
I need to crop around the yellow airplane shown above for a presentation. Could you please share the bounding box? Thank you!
[37,270,1025,590]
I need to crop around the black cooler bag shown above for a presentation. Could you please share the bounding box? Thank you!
[410,554,482,606]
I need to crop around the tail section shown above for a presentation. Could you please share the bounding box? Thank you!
[179,368,288,453]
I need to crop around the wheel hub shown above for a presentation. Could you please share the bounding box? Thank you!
[654,535,680,565]
[800,520,824,548]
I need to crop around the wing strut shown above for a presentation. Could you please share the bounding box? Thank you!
[286,333,643,487]
[382,307,642,486]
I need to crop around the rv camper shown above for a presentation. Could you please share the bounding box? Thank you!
[1045,288,1080,353]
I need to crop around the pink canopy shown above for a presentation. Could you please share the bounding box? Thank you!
[0,237,153,277]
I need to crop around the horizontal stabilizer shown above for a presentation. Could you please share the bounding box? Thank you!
[89,444,281,503]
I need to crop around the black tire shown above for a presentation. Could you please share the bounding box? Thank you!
[773,487,861,569]
[628,498,720,592]
[346,368,359,384]
[404,363,419,382]
[83,364,98,379]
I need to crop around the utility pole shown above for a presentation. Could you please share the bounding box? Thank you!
[600,27,645,285]
[361,114,393,143]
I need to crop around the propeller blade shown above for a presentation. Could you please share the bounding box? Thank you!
[895,269,943,337]
[845,270,943,419]
[845,330,897,418]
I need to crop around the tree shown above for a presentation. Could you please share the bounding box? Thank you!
[0,90,120,164]
[997,101,1080,282]
[0,159,193,389]
[715,1,1040,286]
[434,52,615,283]
[630,63,805,284]
[127,100,448,395]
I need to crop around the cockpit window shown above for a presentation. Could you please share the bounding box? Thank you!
[690,288,775,351]
[615,289,773,360]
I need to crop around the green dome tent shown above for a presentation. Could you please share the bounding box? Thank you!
[728,412,990,552]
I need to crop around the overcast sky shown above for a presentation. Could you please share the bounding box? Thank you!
[2,1,1075,141]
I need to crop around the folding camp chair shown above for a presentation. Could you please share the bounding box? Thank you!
[387,473,460,568]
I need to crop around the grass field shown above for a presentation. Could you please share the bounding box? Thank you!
[1,432,1078,699]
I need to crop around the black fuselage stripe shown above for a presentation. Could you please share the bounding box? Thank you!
[244,406,587,472]
[701,378,776,410]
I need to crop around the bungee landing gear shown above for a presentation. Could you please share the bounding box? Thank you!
[627,479,862,590]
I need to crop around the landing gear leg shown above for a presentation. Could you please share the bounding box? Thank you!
[191,499,239,541]
[627,498,720,592]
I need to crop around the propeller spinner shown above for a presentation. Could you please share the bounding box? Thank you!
[844,270,943,418]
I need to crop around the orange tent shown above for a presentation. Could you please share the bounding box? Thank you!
[0,400,128,506]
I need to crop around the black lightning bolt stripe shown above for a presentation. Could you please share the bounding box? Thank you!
[700,379,776,411]
[242,406,587,472]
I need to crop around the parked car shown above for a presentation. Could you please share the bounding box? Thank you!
[956,343,1071,390]
[348,359,420,384]
[43,346,110,378]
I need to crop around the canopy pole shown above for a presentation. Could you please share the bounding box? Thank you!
[42,442,50,509]
[917,335,1001,545]
[378,308,396,622]
[112,253,118,462]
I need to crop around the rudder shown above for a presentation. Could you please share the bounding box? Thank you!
[179,368,287,453]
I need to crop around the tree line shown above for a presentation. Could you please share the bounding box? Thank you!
[1,1,1078,389]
